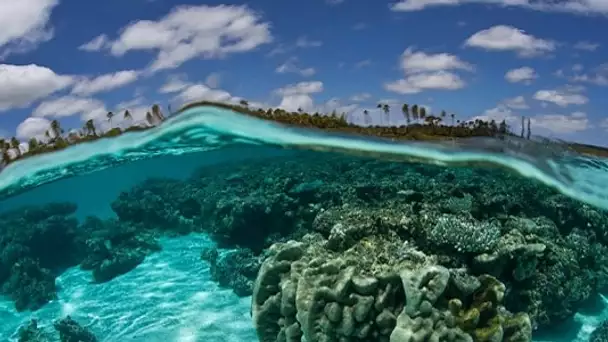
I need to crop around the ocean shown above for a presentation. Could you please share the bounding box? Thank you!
[1,105,608,342]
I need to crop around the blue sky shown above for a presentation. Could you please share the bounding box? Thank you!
[0,0,607,147]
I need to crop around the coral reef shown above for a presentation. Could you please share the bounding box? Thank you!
[2,150,608,339]
[201,245,263,296]
[251,233,532,342]
[590,320,608,342]
[17,316,97,342]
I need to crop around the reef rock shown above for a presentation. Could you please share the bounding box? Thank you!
[251,233,532,342]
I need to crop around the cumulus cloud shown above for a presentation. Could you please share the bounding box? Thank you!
[532,111,589,133]
[569,64,608,86]
[276,57,316,76]
[390,0,608,15]
[502,96,529,110]
[350,93,372,102]
[103,5,272,72]
[385,48,472,94]
[295,36,322,48]
[465,26,555,57]
[0,0,58,57]
[16,117,51,139]
[71,70,139,95]
[32,96,106,119]
[274,81,324,112]
[533,87,588,107]
[0,64,73,111]
[573,41,600,51]
[385,70,466,94]
[400,47,473,73]
[78,34,109,51]
[175,84,238,104]
[159,74,190,94]
[205,72,221,88]
[505,67,537,83]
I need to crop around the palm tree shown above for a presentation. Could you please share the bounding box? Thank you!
[85,119,97,136]
[382,104,390,125]
[10,137,20,156]
[124,110,132,122]
[440,110,447,121]
[411,104,419,122]
[151,104,164,122]
[107,111,114,126]
[146,112,154,126]
[450,113,455,126]
[401,103,410,126]
[363,110,370,125]
[419,107,427,122]
[50,120,63,140]
[239,100,249,107]
[28,138,39,151]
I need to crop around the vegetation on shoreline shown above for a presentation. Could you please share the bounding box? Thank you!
[1,99,607,167]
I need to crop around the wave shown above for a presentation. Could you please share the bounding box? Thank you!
[1,105,608,210]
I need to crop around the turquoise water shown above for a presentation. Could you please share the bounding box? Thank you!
[1,106,608,341]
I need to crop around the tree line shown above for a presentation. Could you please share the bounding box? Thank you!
[1,99,533,166]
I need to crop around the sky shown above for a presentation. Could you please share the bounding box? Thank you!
[0,0,607,147]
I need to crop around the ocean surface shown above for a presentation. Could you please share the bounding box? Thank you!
[1,105,608,341]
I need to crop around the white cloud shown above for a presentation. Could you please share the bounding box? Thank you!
[295,36,322,48]
[503,95,529,109]
[385,71,466,94]
[275,81,324,96]
[533,88,588,107]
[276,57,316,76]
[385,48,471,94]
[0,64,73,111]
[532,112,589,133]
[573,41,600,51]
[472,105,518,126]
[601,118,608,131]
[106,5,272,72]
[0,0,58,57]
[400,47,473,73]
[505,67,537,83]
[78,34,109,51]
[159,74,190,93]
[205,72,221,88]
[390,0,608,15]
[174,84,239,105]
[570,64,608,86]
[355,60,372,68]
[350,93,371,102]
[71,70,139,95]
[326,0,345,5]
[352,22,367,30]
[465,25,555,57]
[274,81,324,112]
[16,117,51,139]
[32,96,106,119]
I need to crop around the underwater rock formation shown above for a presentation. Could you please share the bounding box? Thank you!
[590,320,608,342]
[201,245,263,296]
[17,316,97,342]
[0,203,163,311]
[251,233,532,342]
[3,151,608,337]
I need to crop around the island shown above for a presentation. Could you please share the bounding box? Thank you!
[1,100,607,167]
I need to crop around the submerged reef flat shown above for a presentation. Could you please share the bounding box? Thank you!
[2,151,608,341]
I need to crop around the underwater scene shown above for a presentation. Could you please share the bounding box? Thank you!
[2,105,608,342]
